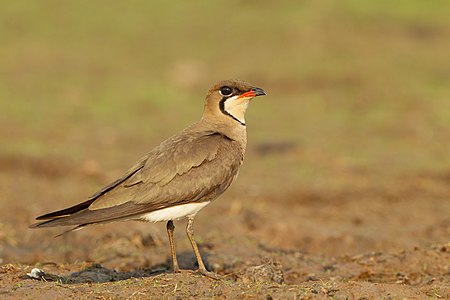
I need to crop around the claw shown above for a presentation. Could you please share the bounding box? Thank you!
[198,268,222,280]
[171,269,194,275]
[169,268,222,280]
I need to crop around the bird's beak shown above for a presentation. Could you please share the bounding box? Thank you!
[252,87,267,97]
[237,87,267,99]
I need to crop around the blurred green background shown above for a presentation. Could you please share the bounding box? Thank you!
[0,0,449,196]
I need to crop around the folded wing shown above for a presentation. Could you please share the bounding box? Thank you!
[30,131,243,228]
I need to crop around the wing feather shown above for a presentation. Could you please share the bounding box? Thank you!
[30,130,244,228]
[34,157,147,220]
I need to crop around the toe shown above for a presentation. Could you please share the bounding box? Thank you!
[198,269,222,280]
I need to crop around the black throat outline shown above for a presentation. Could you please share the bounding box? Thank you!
[219,97,246,126]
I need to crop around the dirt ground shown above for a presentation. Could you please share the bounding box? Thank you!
[0,153,449,299]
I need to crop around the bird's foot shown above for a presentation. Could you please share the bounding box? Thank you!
[171,266,188,274]
[198,268,222,280]
[170,268,195,275]
[169,268,222,280]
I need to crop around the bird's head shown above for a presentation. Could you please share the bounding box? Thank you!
[203,79,266,126]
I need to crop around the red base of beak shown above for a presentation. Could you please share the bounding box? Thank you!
[238,91,256,99]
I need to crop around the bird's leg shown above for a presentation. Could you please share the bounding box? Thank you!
[186,216,221,280]
[166,220,180,273]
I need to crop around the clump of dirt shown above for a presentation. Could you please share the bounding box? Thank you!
[242,257,284,284]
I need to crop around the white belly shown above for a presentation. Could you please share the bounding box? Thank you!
[140,201,211,222]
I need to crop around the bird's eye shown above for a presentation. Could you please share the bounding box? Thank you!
[219,86,233,96]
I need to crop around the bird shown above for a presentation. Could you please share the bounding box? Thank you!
[30,79,266,279]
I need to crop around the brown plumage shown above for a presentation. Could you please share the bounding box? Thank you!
[30,79,266,279]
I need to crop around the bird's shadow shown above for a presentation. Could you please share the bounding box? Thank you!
[25,251,213,284]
